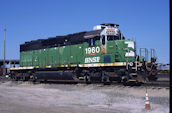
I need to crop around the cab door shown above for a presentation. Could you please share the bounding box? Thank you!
[101,35,107,54]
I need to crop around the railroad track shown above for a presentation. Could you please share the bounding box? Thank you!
[0,76,169,89]
[142,81,169,88]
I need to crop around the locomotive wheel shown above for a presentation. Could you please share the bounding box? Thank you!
[84,74,91,84]
[117,78,122,83]
[122,79,142,86]
[30,75,37,82]
[122,76,135,86]
[102,75,110,85]
[14,76,19,81]
[11,75,15,80]
[72,73,79,81]
[20,76,24,81]
[33,77,38,82]
[122,80,128,86]
[21,76,27,81]
[122,81,134,86]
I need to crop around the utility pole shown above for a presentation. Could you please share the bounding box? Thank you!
[3,25,6,76]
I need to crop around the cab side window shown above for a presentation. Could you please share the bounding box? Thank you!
[102,36,105,45]
[107,36,114,41]
[88,38,96,47]
[88,38,92,46]
[93,38,95,46]
[107,36,121,41]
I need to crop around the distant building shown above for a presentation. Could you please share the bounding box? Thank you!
[0,59,19,76]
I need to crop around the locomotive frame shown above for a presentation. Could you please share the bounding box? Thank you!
[9,23,158,85]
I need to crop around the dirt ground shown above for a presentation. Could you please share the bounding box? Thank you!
[0,78,169,113]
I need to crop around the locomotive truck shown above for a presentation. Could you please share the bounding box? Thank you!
[9,23,158,85]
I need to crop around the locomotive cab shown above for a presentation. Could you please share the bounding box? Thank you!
[83,24,137,84]
[83,23,136,65]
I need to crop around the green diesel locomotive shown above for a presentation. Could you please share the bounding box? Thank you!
[10,23,158,85]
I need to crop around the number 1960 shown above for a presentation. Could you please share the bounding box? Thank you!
[85,47,100,54]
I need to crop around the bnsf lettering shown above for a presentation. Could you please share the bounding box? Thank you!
[85,47,100,54]
[85,57,100,63]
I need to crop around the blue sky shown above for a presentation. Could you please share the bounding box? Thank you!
[0,0,169,64]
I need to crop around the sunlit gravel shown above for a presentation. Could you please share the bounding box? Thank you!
[0,81,169,113]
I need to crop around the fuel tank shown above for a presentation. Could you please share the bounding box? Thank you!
[34,71,74,80]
